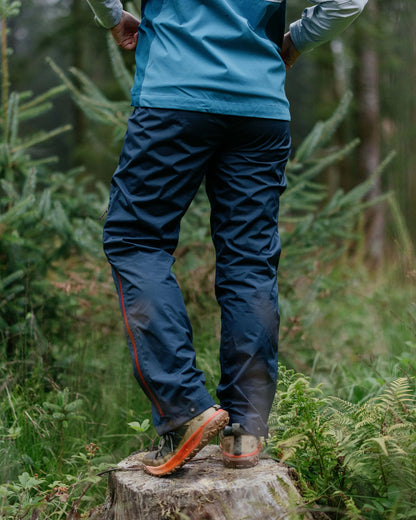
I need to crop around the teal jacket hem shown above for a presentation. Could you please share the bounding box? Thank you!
[130,94,291,122]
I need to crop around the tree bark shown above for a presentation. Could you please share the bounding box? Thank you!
[90,446,318,520]
[355,1,384,265]
[70,0,87,164]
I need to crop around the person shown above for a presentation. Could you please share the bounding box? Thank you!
[85,0,367,477]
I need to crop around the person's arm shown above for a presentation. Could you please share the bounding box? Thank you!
[85,0,139,50]
[281,0,368,69]
[85,0,123,29]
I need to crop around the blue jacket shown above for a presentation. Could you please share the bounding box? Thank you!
[86,0,367,120]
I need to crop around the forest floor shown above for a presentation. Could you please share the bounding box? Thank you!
[1,254,415,519]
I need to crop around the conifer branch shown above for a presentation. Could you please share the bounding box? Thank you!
[1,16,9,139]
[19,84,67,114]
[11,125,71,153]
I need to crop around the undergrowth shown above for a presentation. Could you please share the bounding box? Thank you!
[1,3,415,518]
[268,367,416,520]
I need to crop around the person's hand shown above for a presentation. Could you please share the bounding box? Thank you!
[280,32,300,70]
[110,10,140,51]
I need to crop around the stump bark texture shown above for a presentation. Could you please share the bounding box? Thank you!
[94,445,313,520]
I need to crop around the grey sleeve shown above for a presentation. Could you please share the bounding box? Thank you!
[289,0,368,54]
[85,0,123,29]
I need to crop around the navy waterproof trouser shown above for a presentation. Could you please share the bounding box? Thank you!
[103,107,290,437]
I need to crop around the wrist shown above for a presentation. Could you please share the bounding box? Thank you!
[286,32,300,57]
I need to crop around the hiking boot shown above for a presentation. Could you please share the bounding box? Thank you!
[142,405,229,477]
[220,423,262,468]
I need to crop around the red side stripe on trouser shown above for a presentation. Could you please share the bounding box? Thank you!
[116,272,164,417]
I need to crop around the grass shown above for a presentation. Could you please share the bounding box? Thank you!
[286,262,416,399]
[0,251,415,518]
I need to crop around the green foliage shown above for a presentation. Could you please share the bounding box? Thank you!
[47,34,133,145]
[128,418,150,433]
[269,368,416,519]
[46,0,139,146]
[127,418,153,450]
[0,1,106,367]
[0,454,106,520]
[0,374,112,519]
[277,93,396,317]
[285,260,416,399]
[0,5,116,512]
[0,4,414,519]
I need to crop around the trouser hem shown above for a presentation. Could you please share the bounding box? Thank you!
[156,395,217,435]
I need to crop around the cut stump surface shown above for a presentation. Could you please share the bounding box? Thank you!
[96,445,314,520]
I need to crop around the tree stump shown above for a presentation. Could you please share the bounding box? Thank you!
[92,445,315,520]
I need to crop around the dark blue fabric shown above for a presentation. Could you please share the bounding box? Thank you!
[103,107,290,436]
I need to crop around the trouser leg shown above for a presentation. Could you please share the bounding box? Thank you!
[103,108,218,434]
[206,117,291,438]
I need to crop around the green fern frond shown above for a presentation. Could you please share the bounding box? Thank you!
[354,414,381,431]
[363,436,395,456]
[373,378,414,413]
[386,377,413,399]
[273,433,307,462]
[325,396,359,414]
[387,422,414,433]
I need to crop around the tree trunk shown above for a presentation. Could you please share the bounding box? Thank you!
[355,1,384,266]
[70,0,87,164]
[90,445,318,520]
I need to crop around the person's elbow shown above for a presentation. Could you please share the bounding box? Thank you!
[344,0,368,16]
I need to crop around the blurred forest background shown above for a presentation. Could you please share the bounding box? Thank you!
[1,1,416,519]
[10,0,416,254]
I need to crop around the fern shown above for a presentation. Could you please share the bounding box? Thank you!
[269,369,416,519]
